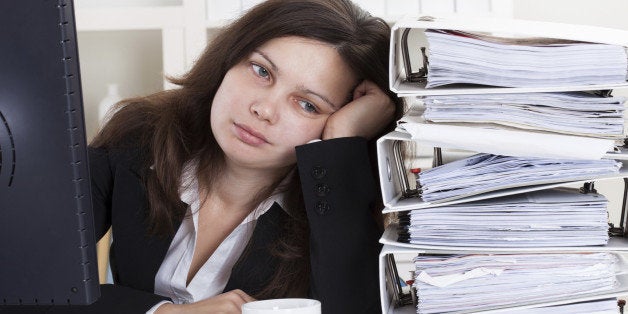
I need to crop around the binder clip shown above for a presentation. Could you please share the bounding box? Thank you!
[384,254,415,308]
[393,141,420,198]
[401,28,429,83]
[393,140,445,199]
[609,178,628,237]
[592,89,613,97]
[432,147,443,167]
[580,181,628,237]
[396,212,411,243]
[579,181,597,194]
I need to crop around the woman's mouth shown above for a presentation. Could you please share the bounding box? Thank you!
[234,123,269,146]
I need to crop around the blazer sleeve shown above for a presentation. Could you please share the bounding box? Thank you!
[86,148,171,312]
[296,137,382,314]
[88,146,114,240]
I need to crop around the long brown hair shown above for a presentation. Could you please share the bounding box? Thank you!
[91,0,401,299]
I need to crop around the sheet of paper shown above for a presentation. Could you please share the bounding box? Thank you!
[423,29,628,88]
[398,113,617,160]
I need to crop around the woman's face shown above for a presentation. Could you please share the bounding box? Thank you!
[211,36,358,171]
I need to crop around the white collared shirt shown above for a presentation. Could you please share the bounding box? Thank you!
[147,162,286,313]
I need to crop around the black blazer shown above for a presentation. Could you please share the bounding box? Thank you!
[83,137,381,313]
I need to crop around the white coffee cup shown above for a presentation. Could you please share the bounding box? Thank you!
[241,298,321,314]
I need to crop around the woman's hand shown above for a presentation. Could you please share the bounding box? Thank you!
[322,80,396,140]
[155,289,256,314]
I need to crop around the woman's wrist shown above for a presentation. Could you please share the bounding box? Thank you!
[154,302,185,314]
[321,123,356,140]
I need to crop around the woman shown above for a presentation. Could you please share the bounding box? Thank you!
[89,0,401,313]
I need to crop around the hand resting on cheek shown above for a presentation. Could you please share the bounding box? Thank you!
[321,80,395,141]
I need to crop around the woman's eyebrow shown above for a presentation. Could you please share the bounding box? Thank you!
[253,49,278,72]
[298,86,340,111]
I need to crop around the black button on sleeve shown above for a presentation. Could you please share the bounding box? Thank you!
[311,166,327,179]
[315,183,330,197]
[315,200,330,215]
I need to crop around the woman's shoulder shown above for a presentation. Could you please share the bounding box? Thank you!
[89,127,152,171]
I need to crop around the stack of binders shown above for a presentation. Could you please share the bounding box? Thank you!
[378,15,628,314]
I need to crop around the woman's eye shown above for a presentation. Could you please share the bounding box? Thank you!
[298,100,318,113]
[252,64,269,79]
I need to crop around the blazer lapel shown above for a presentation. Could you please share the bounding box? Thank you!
[223,203,286,295]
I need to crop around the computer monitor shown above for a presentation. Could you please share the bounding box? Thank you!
[0,0,100,305]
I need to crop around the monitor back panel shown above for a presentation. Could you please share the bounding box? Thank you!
[0,0,99,305]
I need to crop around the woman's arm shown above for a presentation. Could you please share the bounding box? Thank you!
[296,137,382,314]
[295,80,395,313]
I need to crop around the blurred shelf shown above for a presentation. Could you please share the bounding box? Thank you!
[76,6,185,31]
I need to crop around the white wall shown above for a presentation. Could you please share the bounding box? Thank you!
[78,30,164,140]
[513,0,628,30]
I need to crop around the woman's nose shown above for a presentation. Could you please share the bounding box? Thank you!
[250,95,279,124]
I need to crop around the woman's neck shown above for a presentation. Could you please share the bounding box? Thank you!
[203,161,291,213]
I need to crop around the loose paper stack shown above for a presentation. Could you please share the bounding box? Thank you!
[412,253,618,314]
[399,189,609,247]
[422,92,626,140]
[417,153,622,202]
[424,29,628,88]
[498,298,619,314]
